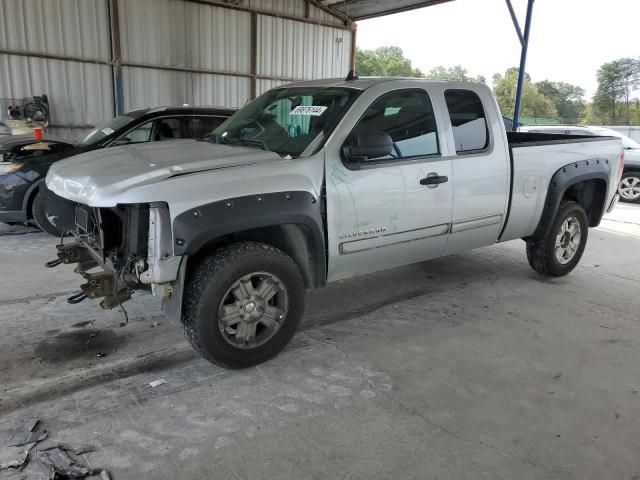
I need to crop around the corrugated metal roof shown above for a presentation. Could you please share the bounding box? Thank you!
[257,16,351,80]
[320,0,454,20]
[119,0,252,73]
[0,0,111,59]
[122,66,250,110]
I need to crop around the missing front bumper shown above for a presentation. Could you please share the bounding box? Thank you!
[54,242,132,309]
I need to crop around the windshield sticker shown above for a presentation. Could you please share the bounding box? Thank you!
[290,105,327,116]
[101,127,115,135]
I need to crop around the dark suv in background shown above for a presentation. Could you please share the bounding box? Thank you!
[0,106,234,235]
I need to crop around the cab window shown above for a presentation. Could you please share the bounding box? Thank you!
[125,121,153,143]
[153,118,183,141]
[120,117,185,144]
[348,89,439,161]
[444,89,489,154]
[189,116,226,138]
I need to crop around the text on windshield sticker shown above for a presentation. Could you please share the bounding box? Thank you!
[290,106,327,116]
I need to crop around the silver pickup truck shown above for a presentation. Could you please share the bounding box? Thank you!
[46,77,623,368]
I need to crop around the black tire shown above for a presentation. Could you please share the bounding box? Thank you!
[526,200,589,276]
[31,190,63,237]
[618,171,640,203]
[182,241,306,369]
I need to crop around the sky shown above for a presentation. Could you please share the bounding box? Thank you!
[356,0,640,98]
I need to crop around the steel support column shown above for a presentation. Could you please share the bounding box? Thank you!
[250,12,258,99]
[108,0,124,116]
[507,0,534,131]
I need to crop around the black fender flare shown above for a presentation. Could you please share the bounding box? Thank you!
[172,191,326,287]
[21,178,45,217]
[529,159,611,241]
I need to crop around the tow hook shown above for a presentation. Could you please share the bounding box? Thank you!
[67,291,88,304]
[45,258,63,268]
[56,242,94,265]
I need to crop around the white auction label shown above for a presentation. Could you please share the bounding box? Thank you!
[101,127,115,135]
[290,105,327,116]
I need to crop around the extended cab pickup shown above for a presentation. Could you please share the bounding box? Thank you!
[46,78,624,368]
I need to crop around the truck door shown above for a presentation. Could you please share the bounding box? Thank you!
[441,89,510,255]
[325,88,453,281]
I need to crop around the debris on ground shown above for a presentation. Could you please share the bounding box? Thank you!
[40,443,96,455]
[1,419,109,479]
[149,378,167,388]
[38,445,100,479]
[7,419,47,447]
[0,441,36,471]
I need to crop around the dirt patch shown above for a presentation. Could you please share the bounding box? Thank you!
[34,329,127,364]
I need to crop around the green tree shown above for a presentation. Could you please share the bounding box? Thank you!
[535,80,585,123]
[593,58,640,124]
[492,68,557,119]
[583,99,640,125]
[355,46,423,77]
[427,65,486,83]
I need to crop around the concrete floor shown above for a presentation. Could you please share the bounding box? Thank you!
[1,204,639,479]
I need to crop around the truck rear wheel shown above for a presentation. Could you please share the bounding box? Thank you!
[182,241,306,369]
[526,200,588,276]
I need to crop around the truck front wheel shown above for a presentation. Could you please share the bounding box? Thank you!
[526,200,588,276]
[182,241,306,369]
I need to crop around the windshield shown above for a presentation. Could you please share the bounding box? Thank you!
[75,110,148,147]
[212,87,360,157]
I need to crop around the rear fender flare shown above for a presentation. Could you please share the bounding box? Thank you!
[529,159,611,241]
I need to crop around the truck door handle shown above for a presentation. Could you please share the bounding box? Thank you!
[420,174,448,186]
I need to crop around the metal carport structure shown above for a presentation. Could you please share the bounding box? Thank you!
[0,0,534,135]
[320,0,535,131]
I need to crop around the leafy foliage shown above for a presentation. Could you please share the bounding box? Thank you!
[355,46,640,126]
[427,65,486,83]
[535,80,585,124]
[355,46,423,77]
[592,58,640,125]
[493,68,557,119]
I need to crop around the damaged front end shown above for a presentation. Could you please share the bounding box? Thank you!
[49,202,180,314]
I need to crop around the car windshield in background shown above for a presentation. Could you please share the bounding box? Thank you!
[75,110,148,147]
[212,87,360,158]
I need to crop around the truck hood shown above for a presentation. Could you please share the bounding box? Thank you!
[46,139,282,206]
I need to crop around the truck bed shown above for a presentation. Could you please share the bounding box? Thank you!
[506,131,617,146]
[499,132,622,243]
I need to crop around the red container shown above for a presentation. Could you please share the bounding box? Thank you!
[33,127,43,141]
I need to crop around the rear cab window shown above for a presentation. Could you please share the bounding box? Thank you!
[444,89,489,154]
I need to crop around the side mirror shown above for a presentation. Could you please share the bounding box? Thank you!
[343,131,393,163]
[110,137,132,147]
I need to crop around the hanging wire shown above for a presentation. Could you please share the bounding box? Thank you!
[113,256,140,327]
